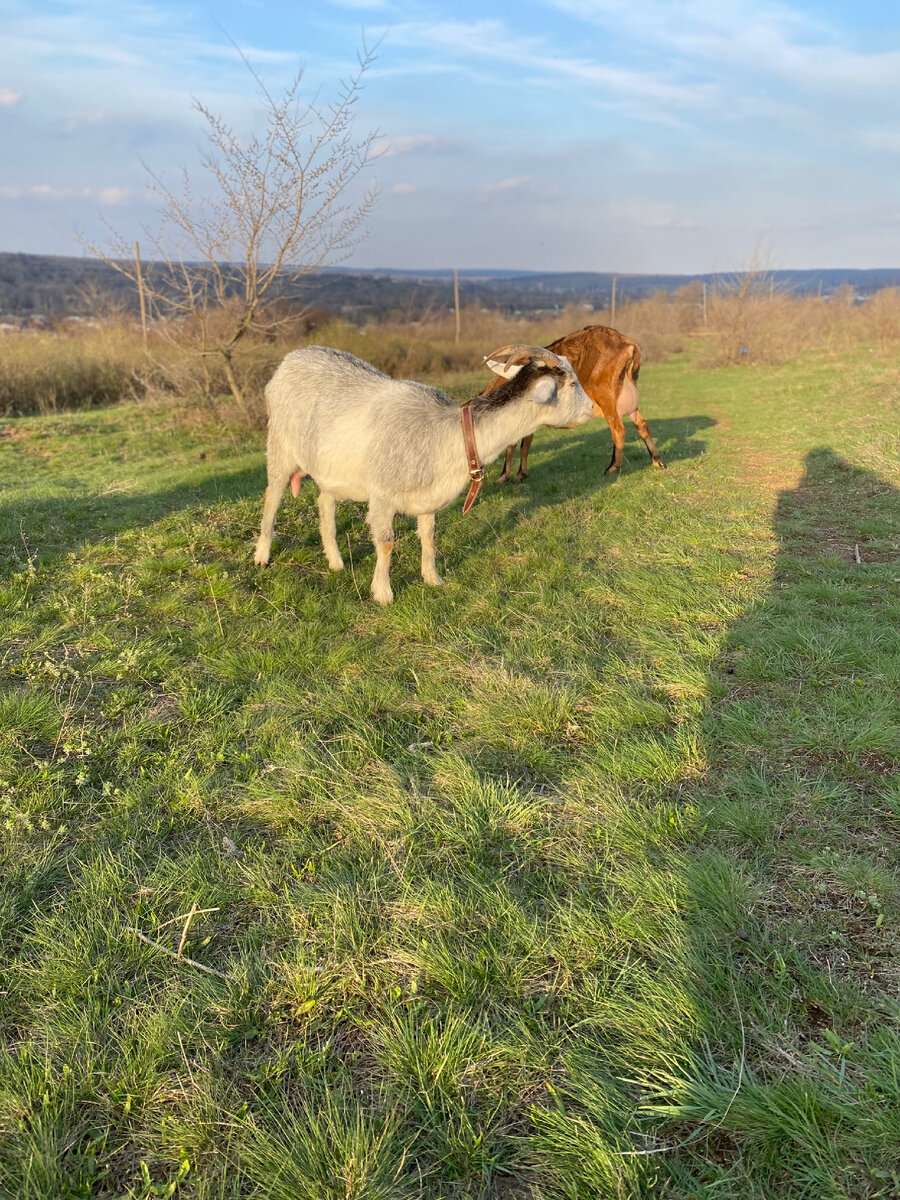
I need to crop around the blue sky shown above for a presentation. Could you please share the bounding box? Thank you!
[1,0,899,271]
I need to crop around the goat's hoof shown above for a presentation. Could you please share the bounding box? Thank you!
[424,573,443,587]
[254,553,270,567]
[653,459,666,470]
[498,473,510,483]
[372,589,394,606]
[326,557,344,571]
[604,465,621,475]
[514,472,528,483]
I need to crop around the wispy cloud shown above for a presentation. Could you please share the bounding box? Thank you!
[549,0,900,98]
[606,200,697,230]
[325,0,391,9]
[29,184,78,199]
[860,130,900,154]
[390,19,716,121]
[3,0,900,271]
[374,134,459,157]
[97,185,130,205]
[479,175,531,195]
[63,107,108,132]
[0,183,130,203]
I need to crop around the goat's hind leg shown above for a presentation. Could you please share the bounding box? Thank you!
[604,414,626,474]
[254,461,294,566]
[317,490,344,570]
[417,512,442,587]
[630,408,665,469]
[368,498,396,605]
[498,443,516,483]
[515,434,533,481]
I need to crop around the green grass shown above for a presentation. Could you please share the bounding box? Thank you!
[1,349,899,1198]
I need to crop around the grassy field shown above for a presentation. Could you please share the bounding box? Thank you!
[1,347,899,1198]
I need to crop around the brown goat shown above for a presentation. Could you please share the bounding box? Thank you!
[492,324,665,481]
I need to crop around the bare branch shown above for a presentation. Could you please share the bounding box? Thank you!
[81,41,378,408]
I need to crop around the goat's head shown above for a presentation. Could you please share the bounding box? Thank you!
[483,345,593,427]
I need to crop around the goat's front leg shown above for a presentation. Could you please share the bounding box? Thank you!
[367,498,396,605]
[317,490,344,570]
[254,462,293,565]
[417,512,442,587]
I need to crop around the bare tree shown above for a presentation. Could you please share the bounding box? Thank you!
[86,44,379,410]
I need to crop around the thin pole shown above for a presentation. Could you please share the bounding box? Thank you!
[453,268,461,344]
[702,280,708,327]
[610,276,617,326]
[134,241,148,351]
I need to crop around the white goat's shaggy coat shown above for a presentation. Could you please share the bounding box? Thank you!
[254,346,592,603]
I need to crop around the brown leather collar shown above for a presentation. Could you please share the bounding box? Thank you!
[460,401,484,514]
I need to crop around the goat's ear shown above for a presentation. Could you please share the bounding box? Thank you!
[484,353,526,379]
[531,375,558,405]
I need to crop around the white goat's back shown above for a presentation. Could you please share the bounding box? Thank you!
[265,346,457,501]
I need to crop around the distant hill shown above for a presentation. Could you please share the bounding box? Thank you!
[2,252,899,321]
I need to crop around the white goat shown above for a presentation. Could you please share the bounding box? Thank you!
[254,344,593,603]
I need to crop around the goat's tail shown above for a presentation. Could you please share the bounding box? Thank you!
[627,343,641,385]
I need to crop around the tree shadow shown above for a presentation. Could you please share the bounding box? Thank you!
[0,465,263,579]
[654,446,900,1194]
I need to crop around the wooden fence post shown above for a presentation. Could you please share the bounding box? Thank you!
[134,241,148,351]
[454,269,461,344]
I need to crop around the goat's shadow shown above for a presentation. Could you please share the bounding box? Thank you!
[290,412,716,588]
[494,413,715,483]
[0,465,262,580]
[411,412,717,577]
[0,414,714,590]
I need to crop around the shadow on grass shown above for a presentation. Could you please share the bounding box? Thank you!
[654,446,900,1196]
[489,413,717,484]
[393,412,718,583]
[1,447,898,1198]
[1,415,713,585]
[0,464,263,579]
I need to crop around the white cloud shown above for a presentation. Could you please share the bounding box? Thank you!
[606,200,697,230]
[375,134,457,157]
[390,19,716,121]
[390,182,418,194]
[30,184,74,199]
[0,87,22,106]
[1,183,131,204]
[196,43,299,66]
[97,186,130,205]
[549,0,900,98]
[860,130,900,155]
[63,107,108,132]
[479,175,531,195]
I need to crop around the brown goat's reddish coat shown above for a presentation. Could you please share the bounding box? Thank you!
[486,324,664,480]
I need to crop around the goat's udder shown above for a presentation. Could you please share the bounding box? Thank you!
[290,471,305,497]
